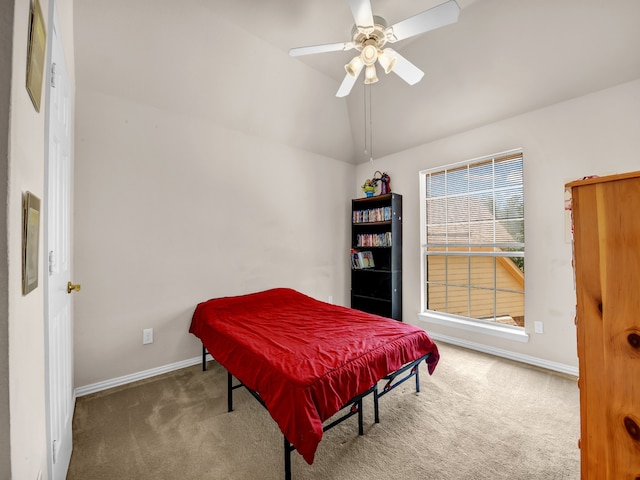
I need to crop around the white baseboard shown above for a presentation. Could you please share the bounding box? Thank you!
[74,353,214,397]
[430,332,579,377]
[75,335,578,397]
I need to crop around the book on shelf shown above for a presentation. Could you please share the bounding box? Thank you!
[355,232,392,247]
[359,251,374,268]
[351,251,360,269]
[350,250,375,269]
[353,206,393,224]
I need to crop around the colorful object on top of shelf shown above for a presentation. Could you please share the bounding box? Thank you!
[361,179,376,197]
[361,171,391,197]
[372,171,391,194]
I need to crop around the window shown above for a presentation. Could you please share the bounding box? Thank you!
[419,150,524,331]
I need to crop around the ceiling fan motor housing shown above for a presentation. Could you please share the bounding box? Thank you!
[351,15,389,52]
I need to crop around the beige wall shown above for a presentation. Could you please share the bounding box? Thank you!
[72,0,356,388]
[73,90,354,386]
[1,1,14,477]
[4,0,75,478]
[8,1,49,477]
[356,78,640,370]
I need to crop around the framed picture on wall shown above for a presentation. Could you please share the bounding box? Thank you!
[26,0,47,112]
[22,191,41,295]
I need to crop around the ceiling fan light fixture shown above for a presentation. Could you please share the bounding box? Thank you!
[360,43,378,66]
[364,64,379,84]
[345,55,364,77]
[377,48,396,74]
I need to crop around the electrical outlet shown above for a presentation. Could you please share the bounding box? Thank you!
[143,328,153,344]
[534,321,544,334]
[328,295,333,304]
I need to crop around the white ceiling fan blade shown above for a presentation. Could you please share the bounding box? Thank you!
[388,50,424,85]
[336,65,363,97]
[386,0,460,43]
[289,42,354,57]
[348,0,374,29]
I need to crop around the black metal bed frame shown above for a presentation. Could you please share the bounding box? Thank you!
[201,345,430,480]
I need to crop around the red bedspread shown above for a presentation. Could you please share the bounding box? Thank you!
[189,288,439,464]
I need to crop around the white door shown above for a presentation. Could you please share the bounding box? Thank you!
[44,8,75,480]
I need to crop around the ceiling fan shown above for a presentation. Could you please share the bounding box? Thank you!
[289,0,461,97]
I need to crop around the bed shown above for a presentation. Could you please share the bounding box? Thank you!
[189,288,439,478]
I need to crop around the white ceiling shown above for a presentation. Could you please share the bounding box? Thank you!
[204,0,640,163]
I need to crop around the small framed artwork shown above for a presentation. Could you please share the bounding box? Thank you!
[26,0,47,112]
[22,192,41,295]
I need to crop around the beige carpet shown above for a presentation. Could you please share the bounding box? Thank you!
[67,343,580,480]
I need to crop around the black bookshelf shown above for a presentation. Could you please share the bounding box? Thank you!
[350,193,402,321]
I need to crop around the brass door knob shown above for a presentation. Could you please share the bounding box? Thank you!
[67,281,81,294]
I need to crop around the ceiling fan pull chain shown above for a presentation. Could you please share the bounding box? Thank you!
[369,85,374,163]
[363,84,368,156]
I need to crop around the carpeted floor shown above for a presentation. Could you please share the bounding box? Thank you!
[67,342,580,480]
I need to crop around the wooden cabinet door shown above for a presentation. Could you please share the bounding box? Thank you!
[570,173,640,479]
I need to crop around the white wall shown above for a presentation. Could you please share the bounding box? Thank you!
[356,79,640,370]
[73,0,356,388]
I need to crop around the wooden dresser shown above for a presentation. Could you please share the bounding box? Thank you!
[567,172,640,479]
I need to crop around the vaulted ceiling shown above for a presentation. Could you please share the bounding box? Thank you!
[206,0,640,163]
[75,0,640,164]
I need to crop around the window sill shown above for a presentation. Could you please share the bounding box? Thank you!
[417,311,529,343]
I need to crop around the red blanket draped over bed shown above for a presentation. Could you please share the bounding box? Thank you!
[189,288,439,464]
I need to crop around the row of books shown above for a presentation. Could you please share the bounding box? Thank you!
[356,232,392,247]
[351,250,375,269]
[353,206,393,224]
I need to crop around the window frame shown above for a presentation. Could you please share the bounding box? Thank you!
[418,149,528,343]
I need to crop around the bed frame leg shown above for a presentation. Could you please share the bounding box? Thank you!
[358,397,364,435]
[415,367,421,393]
[284,436,292,480]
[227,372,234,412]
[202,345,207,371]
[373,384,380,424]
